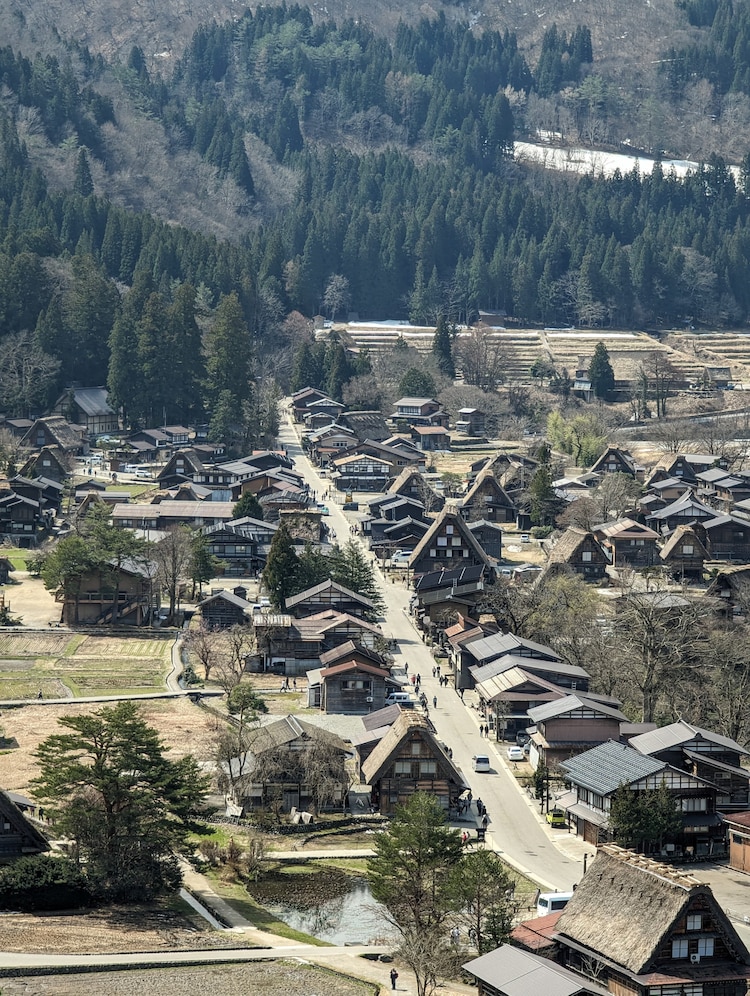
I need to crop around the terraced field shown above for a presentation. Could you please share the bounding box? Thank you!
[0,632,172,700]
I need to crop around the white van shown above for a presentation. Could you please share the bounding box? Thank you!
[472,754,491,772]
[385,691,414,707]
[536,891,574,917]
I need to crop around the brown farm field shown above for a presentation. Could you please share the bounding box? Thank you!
[0,631,173,700]
[0,697,219,793]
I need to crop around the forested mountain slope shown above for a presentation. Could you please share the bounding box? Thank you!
[3,2,750,434]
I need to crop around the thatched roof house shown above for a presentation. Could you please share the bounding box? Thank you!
[361,711,467,815]
[548,845,750,995]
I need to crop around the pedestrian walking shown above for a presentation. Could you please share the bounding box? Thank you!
[467,790,472,804]
[404,663,408,676]
[436,664,441,677]
[482,812,489,829]
[390,967,399,990]
[433,695,437,709]
[450,926,460,945]
[432,666,436,678]
[476,798,484,816]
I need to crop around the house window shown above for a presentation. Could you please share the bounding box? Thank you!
[411,742,421,756]
[672,938,688,959]
[420,761,437,776]
[394,761,412,775]
[581,551,592,562]
[682,545,694,554]
[430,549,436,557]
[681,798,707,812]
[446,525,454,535]
[697,937,714,957]
[437,537,447,547]
[452,537,461,546]
[686,914,702,931]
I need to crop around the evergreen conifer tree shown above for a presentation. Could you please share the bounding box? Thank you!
[262,522,300,608]
[432,314,455,378]
[588,341,615,399]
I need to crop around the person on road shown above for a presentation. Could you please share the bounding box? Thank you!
[390,967,399,990]
[433,695,437,709]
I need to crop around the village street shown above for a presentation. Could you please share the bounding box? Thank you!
[277,408,587,893]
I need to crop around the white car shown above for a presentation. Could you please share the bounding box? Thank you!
[507,746,525,762]
[391,551,411,565]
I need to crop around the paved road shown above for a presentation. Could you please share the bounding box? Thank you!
[277,408,586,893]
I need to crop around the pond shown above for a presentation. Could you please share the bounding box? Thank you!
[248,867,394,945]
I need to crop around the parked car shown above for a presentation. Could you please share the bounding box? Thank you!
[507,745,525,762]
[545,809,567,827]
[520,533,531,543]
[392,550,411,565]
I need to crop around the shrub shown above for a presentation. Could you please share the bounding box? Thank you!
[531,525,553,539]
[0,855,93,911]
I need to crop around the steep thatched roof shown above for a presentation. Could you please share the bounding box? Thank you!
[547,527,608,565]
[659,524,709,562]
[409,508,493,570]
[361,711,466,787]
[555,845,750,975]
[0,790,49,857]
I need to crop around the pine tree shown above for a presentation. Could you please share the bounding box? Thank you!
[262,522,300,608]
[588,341,615,399]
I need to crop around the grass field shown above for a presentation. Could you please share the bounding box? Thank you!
[0,631,173,699]
[0,547,31,570]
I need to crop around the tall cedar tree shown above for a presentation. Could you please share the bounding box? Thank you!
[432,315,455,379]
[262,521,299,607]
[205,292,253,408]
[588,341,616,399]
[32,702,208,901]
[329,540,385,618]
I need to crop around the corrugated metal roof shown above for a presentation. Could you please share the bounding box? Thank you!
[560,740,664,795]
[463,945,607,996]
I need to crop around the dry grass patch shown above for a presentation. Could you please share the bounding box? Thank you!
[0,698,218,793]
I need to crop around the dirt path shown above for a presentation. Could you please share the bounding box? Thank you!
[3,573,60,627]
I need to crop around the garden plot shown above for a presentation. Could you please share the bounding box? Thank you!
[0,632,173,700]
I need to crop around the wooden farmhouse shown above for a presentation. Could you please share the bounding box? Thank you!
[559,740,726,859]
[546,527,610,581]
[0,789,49,862]
[285,579,377,620]
[386,467,444,511]
[197,589,252,628]
[594,518,661,568]
[527,694,628,771]
[629,721,750,813]
[224,715,351,815]
[590,446,643,479]
[409,509,494,577]
[361,711,467,815]
[459,469,517,524]
[57,557,158,626]
[556,846,750,996]
[659,524,709,579]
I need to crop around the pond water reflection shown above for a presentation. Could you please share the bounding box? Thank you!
[250,869,394,945]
